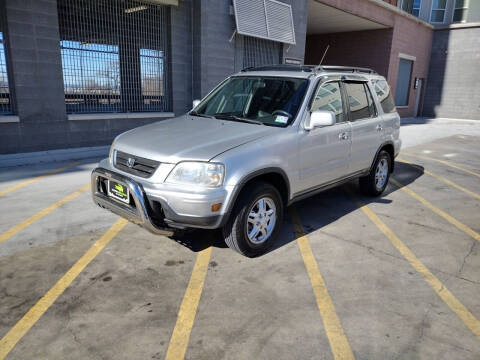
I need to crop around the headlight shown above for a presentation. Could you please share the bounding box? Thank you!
[166,162,225,187]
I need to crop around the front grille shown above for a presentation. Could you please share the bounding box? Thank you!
[114,150,160,178]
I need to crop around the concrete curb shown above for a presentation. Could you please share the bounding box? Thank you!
[0,146,109,168]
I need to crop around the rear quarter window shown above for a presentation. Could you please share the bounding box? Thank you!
[372,79,396,114]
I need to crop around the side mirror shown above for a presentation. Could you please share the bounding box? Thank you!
[192,99,201,108]
[304,110,336,130]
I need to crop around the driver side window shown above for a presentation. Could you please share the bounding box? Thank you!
[311,82,344,123]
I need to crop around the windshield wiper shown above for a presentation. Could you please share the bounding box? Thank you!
[189,110,214,119]
[213,113,263,125]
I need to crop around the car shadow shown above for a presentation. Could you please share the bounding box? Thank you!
[169,161,424,255]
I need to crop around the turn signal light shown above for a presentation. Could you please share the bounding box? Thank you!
[211,203,222,212]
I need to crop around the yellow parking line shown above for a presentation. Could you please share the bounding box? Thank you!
[390,178,480,243]
[0,162,78,197]
[402,152,480,179]
[165,247,212,360]
[290,208,355,360]
[398,158,480,201]
[0,218,128,359]
[349,194,480,339]
[0,184,90,244]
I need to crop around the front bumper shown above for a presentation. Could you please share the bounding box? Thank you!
[91,167,226,233]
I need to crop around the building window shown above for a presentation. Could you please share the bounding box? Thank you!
[58,0,169,114]
[400,0,422,17]
[0,22,14,115]
[243,36,282,69]
[453,0,469,23]
[395,58,414,107]
[430,0,447,23]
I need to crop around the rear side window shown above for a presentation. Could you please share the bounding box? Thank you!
[372,79,396,114]
[344,82,375,121]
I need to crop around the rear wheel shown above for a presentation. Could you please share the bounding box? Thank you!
[359,150,391,196]
[222,182,283,257]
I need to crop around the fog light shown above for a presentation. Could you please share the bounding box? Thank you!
[211,203,222,212]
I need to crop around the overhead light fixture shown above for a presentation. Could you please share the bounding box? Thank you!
[125,5,148,13]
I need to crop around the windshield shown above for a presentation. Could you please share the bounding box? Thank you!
[192,76,309,127]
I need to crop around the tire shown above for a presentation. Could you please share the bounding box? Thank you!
[359,150,391,196]
[222,181,283,257]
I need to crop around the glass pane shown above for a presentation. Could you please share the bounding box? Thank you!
[433,0,447,9]
[453,9,467,22]
[455,0,466,8]
[413,9,420,17]
[345,83,370,121]
[395,59,413,106]
[197,76,309,127]
[431,9,445,22]
[373,80,396,114]
[311,82,344,123]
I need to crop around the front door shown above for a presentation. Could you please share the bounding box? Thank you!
[344,81,384,173]
[297,81,352,193]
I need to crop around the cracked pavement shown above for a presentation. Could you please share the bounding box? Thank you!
[0,119,479,359]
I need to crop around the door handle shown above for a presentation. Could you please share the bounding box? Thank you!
[338,132,349,140]
[376,124,383,131]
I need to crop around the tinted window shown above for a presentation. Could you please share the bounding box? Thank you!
[373,79,396,114]
[345,82,371,121]
[311,82,344,123]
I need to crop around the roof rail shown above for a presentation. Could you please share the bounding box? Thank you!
[241,65,314,73]
[314,65,377,74]
[239,64,377,75]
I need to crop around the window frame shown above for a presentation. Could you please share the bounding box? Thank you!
[452,0,469,23]
[342,80,377,122]
[399,0,421,17]
[430,0,447,23]
[309,80,348,124]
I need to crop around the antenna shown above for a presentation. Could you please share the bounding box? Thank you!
[319,45,330,66]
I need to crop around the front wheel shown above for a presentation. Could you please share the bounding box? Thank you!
[359,150,391,196]
[222,182,283,257]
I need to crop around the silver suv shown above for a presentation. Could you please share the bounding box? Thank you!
[92,65,401,257]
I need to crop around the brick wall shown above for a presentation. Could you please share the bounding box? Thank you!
[387,14,433,117]
[423,26,480,120]
[304,0,432,117]
[305,29,394,77]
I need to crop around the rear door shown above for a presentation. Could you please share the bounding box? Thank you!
[297,80,352,192]
[343,81,383,174]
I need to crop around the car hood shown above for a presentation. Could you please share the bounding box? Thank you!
[113,115,276,163]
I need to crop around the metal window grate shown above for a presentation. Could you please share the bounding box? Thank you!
[243,36,282,69]
[0,6,14,115]
[58,0,169,114]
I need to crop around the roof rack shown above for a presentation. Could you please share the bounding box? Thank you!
[315,65,377,74]
[240,64,377,75]
[241,65,314,73]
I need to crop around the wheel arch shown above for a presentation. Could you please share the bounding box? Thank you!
[222,168,290,226]
[371,142,395,173]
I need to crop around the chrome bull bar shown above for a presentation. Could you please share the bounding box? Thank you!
[91,167,174,237]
